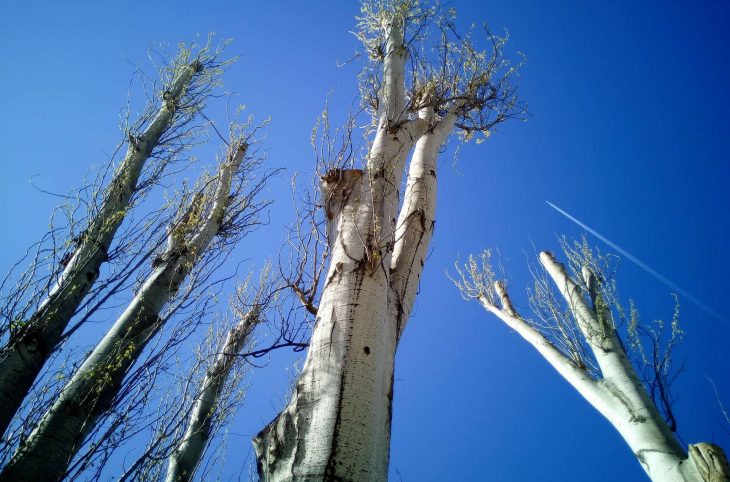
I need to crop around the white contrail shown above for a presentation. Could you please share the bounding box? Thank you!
[546,201,729,326]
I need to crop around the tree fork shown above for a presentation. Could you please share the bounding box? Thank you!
[457,248,730,482]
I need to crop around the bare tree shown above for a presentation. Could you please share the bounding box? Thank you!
[114,255,315,482]
[0,38,231,437]
[0,120,273,482]
[452,240,730,482]
[163,269,271,482]
[254,1,524,479]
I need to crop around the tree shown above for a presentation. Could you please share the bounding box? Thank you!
[452,239,730,482]
[164,270,270,482]
[0,116,272,481]
[111,262,303,482]
[0,39,228,437]
[6,3,727,481]
[253,1,524,479]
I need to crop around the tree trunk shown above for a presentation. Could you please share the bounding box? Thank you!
[687,443,730,482]
[0,144,245,482]
[165,310,259,482]
[389,106,458,340]
[540,252,692,481]
[484,251,730,482]
[253,2,521,477]
[0,59,203,437]
[253,15,430,479]
[254,129,421,480]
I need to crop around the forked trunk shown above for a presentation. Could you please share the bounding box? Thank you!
[474,251,730,482]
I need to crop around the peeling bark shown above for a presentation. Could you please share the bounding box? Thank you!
[688,443,730,482]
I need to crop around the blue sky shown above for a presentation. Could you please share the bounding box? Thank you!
[1,1,729,481]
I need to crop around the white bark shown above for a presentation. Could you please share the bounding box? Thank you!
[477,252,730,481]
[254,3,521,476]
[255,170,396,481]
[539,251,695,481]
[379,15,407,123]
[389,105,459,340]
[0,59,203,437]
[321,169,365,248]
[0,145,246,482]
[254,16,429,480]
[165,309,260,482]
[477,285,611,413]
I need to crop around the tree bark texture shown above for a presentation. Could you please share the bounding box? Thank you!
[253,17,459,482]
[165,310,259,482]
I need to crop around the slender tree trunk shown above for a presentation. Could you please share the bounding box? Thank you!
[0,144,246,482]
[389,106,458,340]
[541,252,692,481]
[165,309,259,482]
[474,251,730,482]
[0,59,203,437]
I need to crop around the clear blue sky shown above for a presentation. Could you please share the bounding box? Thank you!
[1,1,729,480]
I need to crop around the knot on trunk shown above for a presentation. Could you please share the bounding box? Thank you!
[689,443,730,482]
[190,59,203,73]
[128,133,143,152]
[320,169,363,221]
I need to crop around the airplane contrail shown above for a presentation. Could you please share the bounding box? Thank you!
[546,201,729,326]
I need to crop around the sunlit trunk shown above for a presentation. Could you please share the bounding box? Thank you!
[478,251,730,482]
[541,252,692,481]
[253,14,429,480]
[389,106,457,340]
